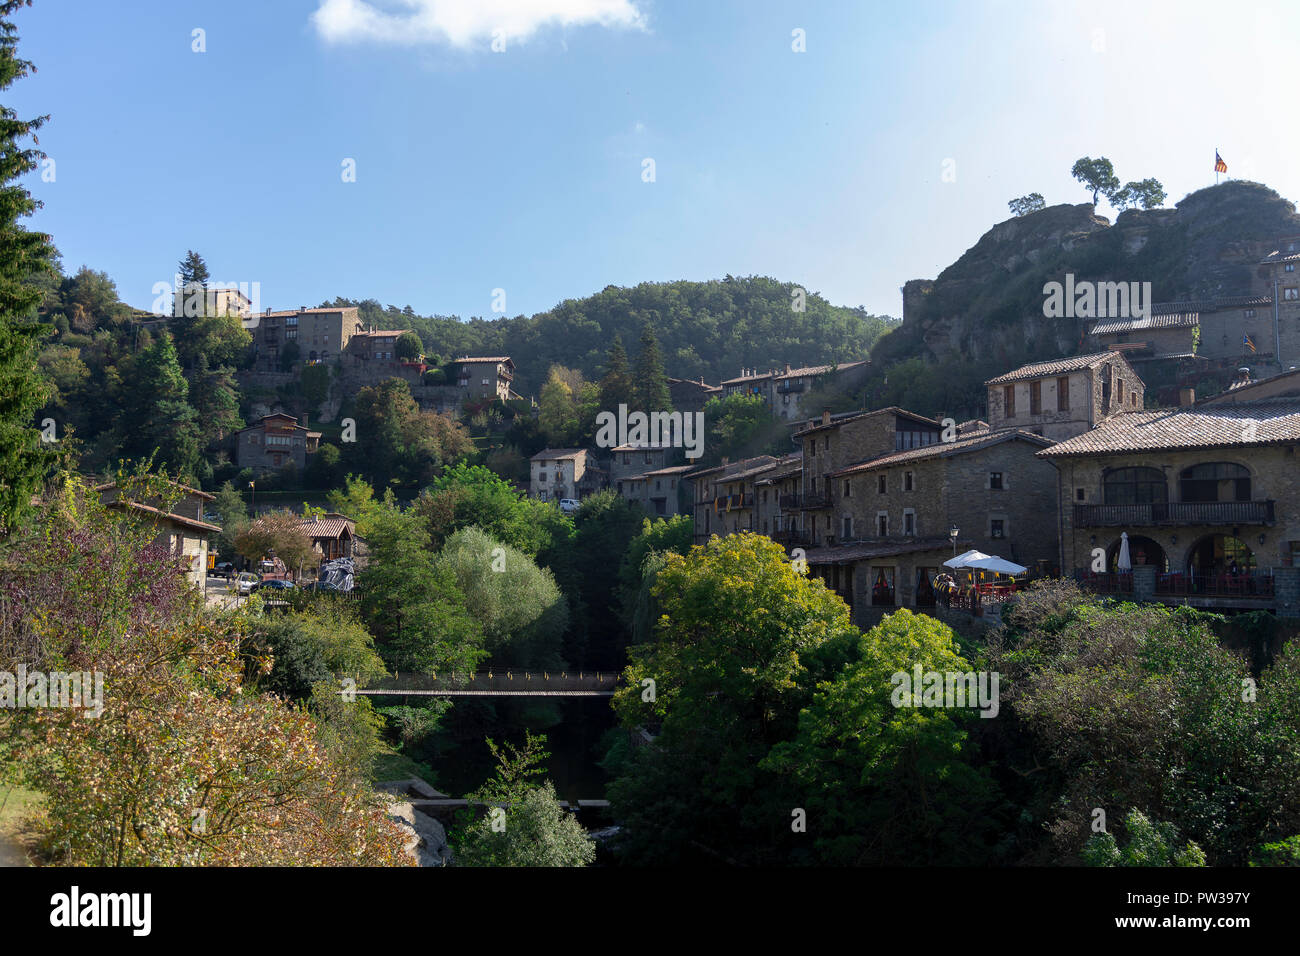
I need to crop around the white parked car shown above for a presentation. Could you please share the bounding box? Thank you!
[235,572,260,595]
[558,498,580,514]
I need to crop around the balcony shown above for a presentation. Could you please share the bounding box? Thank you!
[777,381,805,394]
[714,494,754,510]
[1073,500,1275,528]
[770,530,812,549]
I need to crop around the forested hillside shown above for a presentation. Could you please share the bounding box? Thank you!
[322,276,899,395]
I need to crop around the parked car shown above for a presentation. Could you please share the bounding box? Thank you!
[253,579,296,593]
[558,497,580,514]
[213,561,235,579]
[235,572,260,595]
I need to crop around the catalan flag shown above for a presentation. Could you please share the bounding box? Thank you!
[1215,151,1228,174]
[1244,333,1256,353]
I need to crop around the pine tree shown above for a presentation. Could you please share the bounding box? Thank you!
[598,335,635,412]
[633,324,671,413]
[0,0,59,534]
[118,332,201,479]
[178,250,209,288]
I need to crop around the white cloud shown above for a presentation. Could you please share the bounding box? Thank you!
[311,0,647,49]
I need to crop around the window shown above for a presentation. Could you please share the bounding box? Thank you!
[1285,288,1299,301]
[990,519,1005,539]
[842,516,853,539]
[1004,385,1016,417]
[877,513,888,536]
[903,471,914,492]
[810,476,817,493]
[843,479,852,498]
[877,475,887,494]
[1131,391,1138,407]
[1029,380,1042,415]
[1244,309,1257,319]
[538,472,548,483]
[989,472,1003,490]
[1057,377,1070,412]
[903,510,915,536]
[285,328,297,340]
[1076,487,1086,501]
[1287,264,1296,272]
[824,437,830,454]
[808,441,816,458]
[1115,378,1124,408]
[1180,462,1251,503]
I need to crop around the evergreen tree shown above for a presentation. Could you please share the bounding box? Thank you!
[190,354,243,447]
[632,323,671,413]
[598,335,635,412]
[117,331,200,479]
[0,0,59,534]
[178,249,209,288]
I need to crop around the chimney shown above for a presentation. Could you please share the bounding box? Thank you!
[302,412,309,428]
[784,363,791,374]
[822,408,831,426]
[1178,387,1195,406]
[721,456,730,466]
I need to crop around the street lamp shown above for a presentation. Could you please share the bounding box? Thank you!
[949,526,959,556]
[249,480,255,515]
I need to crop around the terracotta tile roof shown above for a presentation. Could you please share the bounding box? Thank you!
[985,352,1120,385]
[110,501,221,533]
[298,514,354,539]
[803,537,953,565]
[833,428,1052,475]
[1151,295,1271,314]
[641,465,695,476]
[531,448,588,461]
[95,479,215,500]
[1200,367,1300,404]
[1091,313,1200,336]
[1039,399,1300,457]
[258,307,357,317]
[775,360,867,381]
[455,356,514,365]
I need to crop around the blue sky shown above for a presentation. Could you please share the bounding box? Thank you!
[11,0,1300,320]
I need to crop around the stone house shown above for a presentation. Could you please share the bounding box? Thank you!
[234,413,321,475]
[985,351,1143,440]
[793,407,946,547]
[451,356,516,403]
[98,480,220,595]
[1039,398,1300,615]
[720,361,870,421]
[250,306,365,371]
[800,426,1058,626]
[687,456,780,544]
[668,377,721,412]
[615,465,693,517]
[529,449,588,502]
[297,512,360,562]
[754,456,804,544]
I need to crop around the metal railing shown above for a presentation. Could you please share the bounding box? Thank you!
[1073,500,1275,527]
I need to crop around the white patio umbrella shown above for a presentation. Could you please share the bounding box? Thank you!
[1117,532,1132,572]
[943,550,1028,575]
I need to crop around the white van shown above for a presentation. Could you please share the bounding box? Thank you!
[558,498,580,514]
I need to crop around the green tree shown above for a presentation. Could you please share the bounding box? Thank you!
[358,502,485,674]
[1008,193,1046,216]
[598,335,635,412]
[452,733,594,867]
[1082,809,1206,867]
[762,610,999,864]
[0,0,59,534]
[116,331,201,479]
[632,323,671,412]
[1070,156,1120,207]
[395,330,422,361]
[189,354,243,447]
[607,532,859,864]
[1111,177,1167,211]
[432,526,569,668]
[537,366,579,444]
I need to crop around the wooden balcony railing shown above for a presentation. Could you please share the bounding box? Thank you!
[1073,500,1275,527]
